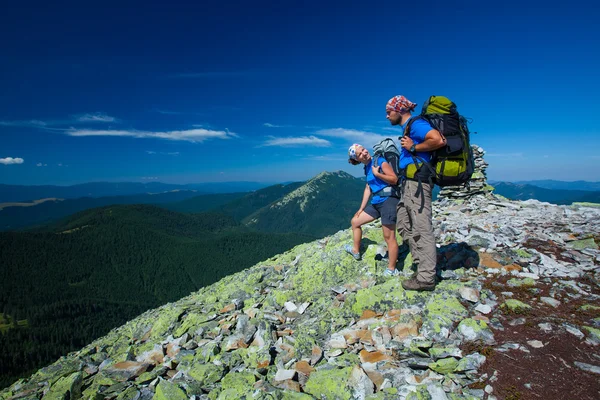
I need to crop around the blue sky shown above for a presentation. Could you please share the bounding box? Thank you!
[1,0,599,186]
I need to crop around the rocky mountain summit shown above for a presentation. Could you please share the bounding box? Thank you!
[3,193,598,399]
[2,178,600,399]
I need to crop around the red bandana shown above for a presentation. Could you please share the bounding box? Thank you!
[386,95,417,113]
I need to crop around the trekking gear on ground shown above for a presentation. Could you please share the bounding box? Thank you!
[371,138,401,197]
[402,95,474,187]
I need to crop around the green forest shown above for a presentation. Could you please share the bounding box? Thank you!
[0,204,313,388]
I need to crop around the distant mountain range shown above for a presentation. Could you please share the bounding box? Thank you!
[0,181,269,203]
[490,180,600,192]
[1,175,365,233]
[491,182,600,205]
[0,190,203,231]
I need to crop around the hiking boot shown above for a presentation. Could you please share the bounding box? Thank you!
[401,277,436,292]
[383,268,401,277]
[344,244,361,261]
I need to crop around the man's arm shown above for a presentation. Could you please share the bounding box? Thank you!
[400,129,446,152]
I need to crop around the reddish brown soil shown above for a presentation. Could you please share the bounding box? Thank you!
[472,275,600,400]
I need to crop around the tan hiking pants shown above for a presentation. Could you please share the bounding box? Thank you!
[396,179,437,283]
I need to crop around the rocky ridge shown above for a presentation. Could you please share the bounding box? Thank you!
[268,171,356,212]
[1,192,599,399]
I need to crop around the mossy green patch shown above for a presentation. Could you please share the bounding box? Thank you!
[429,357,459,374]
[193,341,220,364]
[217,371,256,398]
[406,385,432,400]
[271,289,290,307]
[582,326,600,342]
[428,347,462,360]
[304,367,353,400]
[29,358,83,386]
[448,394,480,400]
[514,248,532,258]
[579,304,600,313]
[153,379,188,400]
[116,386,140,400]
[81,375,118,399]
[351,279,406,315]
[502,299,531,314]
[173,312,207,337]
[507,278,536,287]
[292,327,318,359]
[568,238,598,250]
[327,352,360,368]
[149,306,184,339]
[424,293,469,333]
[43,372,83,400]
[229,347,271,369]
[187,363,225,386]
[280,391,314,399]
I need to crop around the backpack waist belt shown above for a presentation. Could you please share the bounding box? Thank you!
[372,186,395,197]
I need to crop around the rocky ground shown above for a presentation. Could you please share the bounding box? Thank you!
[1,193,599,400]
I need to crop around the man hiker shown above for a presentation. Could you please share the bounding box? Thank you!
[386,95,446,291]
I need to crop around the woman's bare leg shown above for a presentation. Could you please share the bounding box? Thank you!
[382,224,398,271]
[350,212,376,253]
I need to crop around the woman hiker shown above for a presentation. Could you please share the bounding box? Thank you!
[345,143,400,277]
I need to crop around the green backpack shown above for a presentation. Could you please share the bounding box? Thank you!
[404,95,474,187]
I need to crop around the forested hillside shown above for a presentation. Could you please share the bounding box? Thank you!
[0,204,312,388]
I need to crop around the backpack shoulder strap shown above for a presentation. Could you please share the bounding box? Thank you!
[402,116,422,138]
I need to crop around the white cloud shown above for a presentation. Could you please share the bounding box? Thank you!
[1,113,117,128]
[76,112,117,123]
[316,128,388,148]
[264,123,292,128]
[0,157,24,165]
[261,135,331,147]
[66,128,238,143]
[0,120,47,127]
[155,109,183,115]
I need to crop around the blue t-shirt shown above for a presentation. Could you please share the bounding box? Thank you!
[399,117,434,169]
[365,158,389,205]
